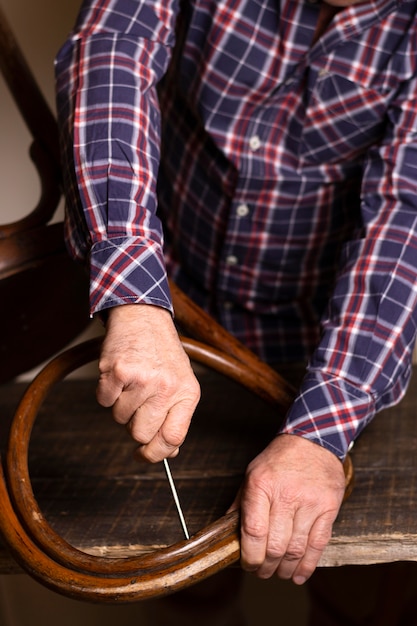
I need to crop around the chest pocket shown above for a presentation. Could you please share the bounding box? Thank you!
[299,72,389,166]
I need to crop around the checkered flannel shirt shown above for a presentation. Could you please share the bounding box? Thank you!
[55,0,417,459]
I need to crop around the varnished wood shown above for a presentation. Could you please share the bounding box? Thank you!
[0,6,90,382]
[0,236,90,382]
[170,280,296,410]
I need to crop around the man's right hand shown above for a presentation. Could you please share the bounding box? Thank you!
[96,304,201,462]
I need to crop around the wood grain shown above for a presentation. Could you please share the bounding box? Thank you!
[1,365,416,573]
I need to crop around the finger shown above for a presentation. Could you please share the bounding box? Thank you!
[96,365,150,420]
[135,398,195,463]
[96,373,125,409]
[133,445,180,464]
[250,501,294,579]
[239,488,272,573]
[272,510,311,581]
[109,385,152,425]
[291,511,335,585]
[126,398,167,445]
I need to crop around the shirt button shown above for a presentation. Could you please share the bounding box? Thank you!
[226,255,238,266]
[318,68,329,77]
[249,135,261,151]
[236,203,250,217]
[223,301,234,310]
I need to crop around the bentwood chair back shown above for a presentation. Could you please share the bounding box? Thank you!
[0,4,90,382]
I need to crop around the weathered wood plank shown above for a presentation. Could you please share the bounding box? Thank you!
[1,365,417,572]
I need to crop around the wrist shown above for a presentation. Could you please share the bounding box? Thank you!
[106,302,172,325]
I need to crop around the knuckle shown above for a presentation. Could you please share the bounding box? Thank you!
[127,422,150,445]
[309,532,331,554]
[99,357,127,384]
[311,514,334,545]
[162,426,185,449]
[265,543,286,561]
[139,445,160,464]
[283,542,306,561]
[126,410,160,444]
[97,355,110,376]
[158,372,178,396]
[245,471,270,499]
[170,373,201,406]
[144,448,161,464]
[242,517,269,541]
[189,376,201,400]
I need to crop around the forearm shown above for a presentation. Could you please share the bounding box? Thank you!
[55,0,180,316]
[281,221,417,459]
[281,100,417,458]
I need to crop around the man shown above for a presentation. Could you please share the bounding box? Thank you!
[55,0,417,620]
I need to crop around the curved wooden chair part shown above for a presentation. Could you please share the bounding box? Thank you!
[0,283,354,603]
[0,5,90,382]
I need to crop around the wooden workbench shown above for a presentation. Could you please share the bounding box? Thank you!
[0,363,416,575]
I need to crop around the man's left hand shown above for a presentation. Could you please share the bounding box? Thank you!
[236,433,345,585]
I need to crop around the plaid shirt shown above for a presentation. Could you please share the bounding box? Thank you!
[55,0,417,460]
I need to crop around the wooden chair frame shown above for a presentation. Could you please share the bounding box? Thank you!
[0,4,90,382]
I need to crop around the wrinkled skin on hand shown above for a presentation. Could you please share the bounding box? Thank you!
[233,433,346,585]
[97,304,201,462]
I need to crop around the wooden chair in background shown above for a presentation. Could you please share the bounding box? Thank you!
[0,3,90,383]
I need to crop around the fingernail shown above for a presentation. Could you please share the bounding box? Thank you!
[293,575,307,585]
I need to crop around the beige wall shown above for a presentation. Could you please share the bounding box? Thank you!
[1,0,103,379]
[1,0,80,223]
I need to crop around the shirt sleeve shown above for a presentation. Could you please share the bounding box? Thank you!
[54,0,180,316]
[280,72,417,460]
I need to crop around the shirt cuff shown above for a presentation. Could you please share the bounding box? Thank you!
[88,236,173,316]
[278,370,376,460]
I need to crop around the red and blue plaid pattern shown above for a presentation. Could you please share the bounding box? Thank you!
[55,0,417,459]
